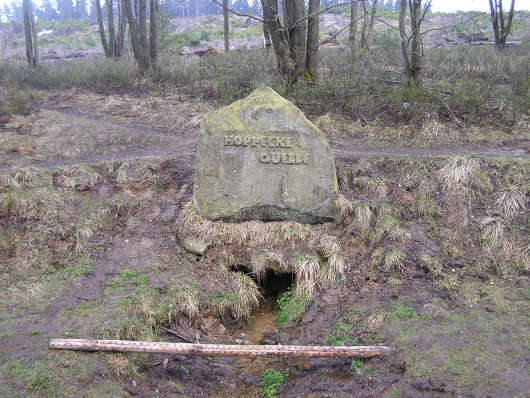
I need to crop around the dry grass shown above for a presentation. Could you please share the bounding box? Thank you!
[384,249,406,272]
[418,113,449,141]
[374,214,411,243]
[178,202,322,248]
[177,202,346,298]
[167,285,200,321]
[354,202,373,232]
[319,234,346,285]
[495,185,526,219]
[103,353,139,379]
[437,156,480,190]
[117,159,165,190]
[335,195,372,233]
[250,251,287,281]
[353,176,388,200]
[371,247,386,267]
[419,253,443,277]
[480,217,515,257]
[54,166,102,191]
[232,272,262,316]
[291,255,321,295]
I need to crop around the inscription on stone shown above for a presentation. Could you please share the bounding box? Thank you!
[223,133,310,165]
[193,85,338,224]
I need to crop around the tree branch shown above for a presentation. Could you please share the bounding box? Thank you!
[376,17,399,30]
[406,0,432,46]
[291,1,354,28]
[319,16,364,46]
[419,13,483,36]
[208,0,264,23]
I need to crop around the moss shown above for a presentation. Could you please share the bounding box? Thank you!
[194,85,338,224]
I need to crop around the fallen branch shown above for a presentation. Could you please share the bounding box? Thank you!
[160,326,194,343]
[50,339,392,358]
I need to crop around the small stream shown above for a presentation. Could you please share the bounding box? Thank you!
[236,298,279,345]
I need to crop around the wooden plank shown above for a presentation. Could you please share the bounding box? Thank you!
[49,339,392,358]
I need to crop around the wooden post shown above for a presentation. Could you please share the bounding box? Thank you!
[50,339,392,358]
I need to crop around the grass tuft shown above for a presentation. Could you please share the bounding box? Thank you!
[437,156,480,190]
[495,185,525,219]
[384,249,406,272]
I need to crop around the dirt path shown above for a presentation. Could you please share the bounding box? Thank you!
[1,103,528,174]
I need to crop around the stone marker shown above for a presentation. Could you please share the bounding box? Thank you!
[193,85,338,224]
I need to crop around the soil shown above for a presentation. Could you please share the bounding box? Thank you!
[0,91,528,398]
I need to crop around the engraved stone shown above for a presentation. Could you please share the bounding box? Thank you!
[193,85,338,224]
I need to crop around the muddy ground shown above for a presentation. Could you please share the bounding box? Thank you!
[0,87,529,398]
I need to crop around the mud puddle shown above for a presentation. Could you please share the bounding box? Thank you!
[235,299,278,345]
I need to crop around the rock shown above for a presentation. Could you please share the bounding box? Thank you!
[193,85,338,224]
[182,237,211,256]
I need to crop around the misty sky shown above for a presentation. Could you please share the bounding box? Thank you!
[1,0,530,13]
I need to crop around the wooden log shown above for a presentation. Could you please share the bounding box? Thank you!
[49,339,392,358]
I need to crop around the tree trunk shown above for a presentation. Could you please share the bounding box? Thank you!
[22,0,36,68]
[365,0,378,50]
[398,0,410,74]
[349,0,358,48]
[50,338,393,358]
[409,0,422,82]
[149,0,157,70]
[138,0,150,73]
[399,0,422,83]
[29,0,37,67]
[223,0,229,53]
[305,0,320,81]
[360,0,369,52]
[123,0,144,69]
[261,0,294,76]
[489,0,516,51]
[290,0,307,69]
[96,0,110,56]
[105,0,117,56]
[501,0,516,45]
[263,20,272,48]
[116,0,126,57]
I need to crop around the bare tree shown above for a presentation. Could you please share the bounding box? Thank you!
[260,0,295,76]
[305,0,320,81]
[22,0,37,68]
[260,0,322,81]
[95,0,126,57]
[399,0,426,83]
[223,0,229,53]
[488,0,516,51]
[359,0,378,54]
[122,0,158,74]
[149,0,157,67]
[349,0,358,48]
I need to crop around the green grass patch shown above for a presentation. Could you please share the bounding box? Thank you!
[259,369,286,398]
[327,315,360,346]
[277,287,310,326]
[390,300,425,320]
